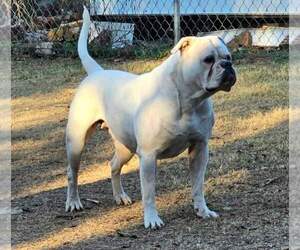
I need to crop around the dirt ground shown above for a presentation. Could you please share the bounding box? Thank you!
[11,50,288,250]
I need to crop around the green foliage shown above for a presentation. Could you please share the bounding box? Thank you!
[61,41,77,57]
[88,41,172,60]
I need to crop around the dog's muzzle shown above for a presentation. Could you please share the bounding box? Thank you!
[205,60,236,93]
[220,61,236,92]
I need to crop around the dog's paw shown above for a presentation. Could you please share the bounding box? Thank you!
[144,210,164,229]
[65,196,83,212]
[114,192,132,206]
[195,205,219,219]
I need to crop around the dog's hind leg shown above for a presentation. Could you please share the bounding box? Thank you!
[65,117,99,212]
[110,139,133,205]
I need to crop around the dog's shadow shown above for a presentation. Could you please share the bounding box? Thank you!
[12,155,190,246]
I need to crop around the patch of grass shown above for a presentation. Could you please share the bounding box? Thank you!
[12,49,288,250]
[233,47,288,64]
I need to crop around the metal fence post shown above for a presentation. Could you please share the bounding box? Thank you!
[174,0,180,44]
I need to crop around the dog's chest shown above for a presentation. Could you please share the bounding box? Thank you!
[157,110,214,159]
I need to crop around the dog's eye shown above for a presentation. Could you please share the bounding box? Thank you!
[203,55,215,64]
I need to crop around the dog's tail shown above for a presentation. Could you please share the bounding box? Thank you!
[78,6,102,75]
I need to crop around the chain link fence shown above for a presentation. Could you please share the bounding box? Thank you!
[11,0,299,58]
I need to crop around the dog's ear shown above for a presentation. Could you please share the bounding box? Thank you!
[171,36,195,55]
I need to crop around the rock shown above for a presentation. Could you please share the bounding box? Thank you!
[25,31,48,43]
[35,42,54,55]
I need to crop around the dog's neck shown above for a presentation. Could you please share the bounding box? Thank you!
[155,53,215,115]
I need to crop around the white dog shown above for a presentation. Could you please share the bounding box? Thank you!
[65,7,236,229]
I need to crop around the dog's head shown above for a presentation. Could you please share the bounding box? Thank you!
[171,36,236,93]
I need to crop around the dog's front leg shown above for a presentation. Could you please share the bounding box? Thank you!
[189,142,219,218]
[139,153,164,229]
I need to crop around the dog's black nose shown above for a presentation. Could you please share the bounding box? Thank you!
[220,60,232,68]
[227,73,236,85]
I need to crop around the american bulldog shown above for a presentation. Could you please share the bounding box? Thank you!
[65,7,236,229]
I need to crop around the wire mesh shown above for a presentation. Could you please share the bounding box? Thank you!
[10,0,298,58]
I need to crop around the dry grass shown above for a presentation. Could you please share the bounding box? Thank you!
[12,51,288,250]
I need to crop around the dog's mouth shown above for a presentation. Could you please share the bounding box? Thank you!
[220,68,236,92]
[223,85,232,92]
[205,86,219,92]
[205,67,236,93]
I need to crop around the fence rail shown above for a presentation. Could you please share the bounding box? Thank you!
[11,0,299,57]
